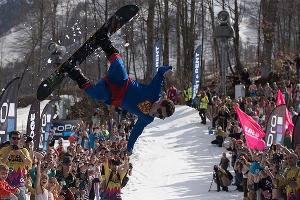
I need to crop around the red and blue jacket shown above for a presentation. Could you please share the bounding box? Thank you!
[84,54,172,152]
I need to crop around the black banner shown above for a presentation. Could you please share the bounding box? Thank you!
[292,115,300,150]
[51,120,80,140]
[0,77,19,143]
[39,100,56,150]
[26,100,41,150]
[265,104,286,147]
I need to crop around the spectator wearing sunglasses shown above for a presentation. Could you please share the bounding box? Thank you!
[0,131,32,200]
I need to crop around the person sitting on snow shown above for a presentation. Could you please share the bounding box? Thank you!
[211,126,227,147]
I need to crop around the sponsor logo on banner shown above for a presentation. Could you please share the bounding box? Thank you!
[27,100,40,151]
[0,102,9,123]
[52,120,81,139]
[0,77,19,143]
[29,113,36,138]
[192,45,202,103]
[155,46,160,70]
[193,52,200,99]
[268,115,284,146]
[244,126,260,139]
[152,39,162,77]
[39,100,56,150]
[265,105,286,147]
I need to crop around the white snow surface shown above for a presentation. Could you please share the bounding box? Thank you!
[17,103,243,199]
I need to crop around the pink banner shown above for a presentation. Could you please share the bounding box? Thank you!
[277,89,294,134]
[235,105,266,150]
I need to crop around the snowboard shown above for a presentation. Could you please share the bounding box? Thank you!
[37,5,139,101]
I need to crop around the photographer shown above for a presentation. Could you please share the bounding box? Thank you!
[213,165,232,192]
[233,139,247,192]
[0,131,32,200]
[234,155,251,197]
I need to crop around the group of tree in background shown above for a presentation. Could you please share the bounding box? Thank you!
[0,0,299,100]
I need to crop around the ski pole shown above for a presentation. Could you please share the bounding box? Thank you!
[208,175,214,192]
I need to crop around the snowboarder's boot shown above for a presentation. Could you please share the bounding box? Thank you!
[97,31,119,60]
[67,66,91,89]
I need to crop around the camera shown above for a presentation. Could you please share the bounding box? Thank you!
[213,165,219,172]
[12,145,19,150]
[272,153,283,164]
[48,42,66,56]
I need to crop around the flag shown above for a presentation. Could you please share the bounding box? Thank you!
[292,115,300,150]
[235,104,266,150]
[276,89,294,134]
[26,100,41,150]
[40,100,56,150]
[265,104,286,147]
[0,77,20,143]
[153,39,162,77]
[192,45,202,104]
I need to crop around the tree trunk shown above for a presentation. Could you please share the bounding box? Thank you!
[51,0,58,42]
[207,0,221,79]
[233,0,243,75]
[200,0,205,87]
[163,0,169,66]
[146,0,156,81]
[257,1,262,69]
[261,0,279,80]
[38,0,44,77]
[103,0,108,72]
[175,0,181,83]
[83,0,88,74]
[92,0,101,79]
[287,0,293,53]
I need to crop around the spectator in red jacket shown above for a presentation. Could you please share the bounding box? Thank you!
[167,85,178,104]
[0,163,20,200]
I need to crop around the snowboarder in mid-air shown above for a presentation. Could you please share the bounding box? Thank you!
[66,31,175,155]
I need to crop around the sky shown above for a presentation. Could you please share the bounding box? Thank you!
[17,103,243,200]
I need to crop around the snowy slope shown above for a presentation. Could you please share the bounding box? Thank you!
[17,103,243,199]
[123,105,243,200]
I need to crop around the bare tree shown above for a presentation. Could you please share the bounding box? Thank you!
[260,0,279,80]
[232,0,243,74]
[50,0,59,42]
[163,0,169,66]
[207,0,221,79]
[146,0,156,81]
[175,0,182,83]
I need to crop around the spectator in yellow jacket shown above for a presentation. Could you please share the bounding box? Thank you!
[280,153,300,200]
[199,91,209,124]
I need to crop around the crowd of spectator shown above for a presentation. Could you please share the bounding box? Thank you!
[191,57,300,199]
[0,107,135,200]
[1,53,300,200]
